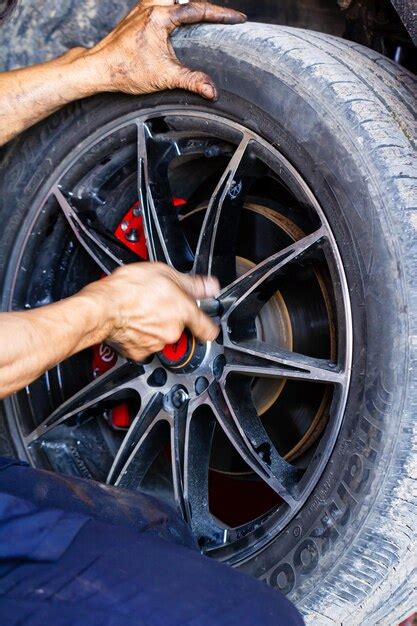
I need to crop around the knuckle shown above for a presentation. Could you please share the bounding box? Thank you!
[148,5,163,24]
[172,4,203,26]
[152,340,165,353]
[182,68,197,87]
[111,265,123,278]
[143,6,154,20]
[185,4,203,19]
[166,326,182,344]
[165,267,180,282]
[155,262,173,278]
[128,350,141,361]
[147,5,157,17]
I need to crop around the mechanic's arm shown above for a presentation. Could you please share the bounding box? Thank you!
[0,263,219,399]
[0,1,245,146]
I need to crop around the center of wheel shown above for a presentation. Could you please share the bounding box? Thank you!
[159,331,200,370]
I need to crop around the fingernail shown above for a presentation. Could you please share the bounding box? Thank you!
[201,83,217,101]
[230,11,247,23]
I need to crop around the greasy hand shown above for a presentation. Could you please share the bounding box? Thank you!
[80,262,220,361]
[87,0,246,100]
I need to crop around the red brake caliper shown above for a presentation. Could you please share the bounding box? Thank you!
[91,198,186,429]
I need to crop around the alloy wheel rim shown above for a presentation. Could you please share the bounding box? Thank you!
[4,107,352,564]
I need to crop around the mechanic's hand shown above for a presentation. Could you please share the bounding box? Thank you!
[87,0,246,101]
[80,262,220,361]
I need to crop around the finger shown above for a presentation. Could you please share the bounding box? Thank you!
[184,301,220,343]
[139,0,209,11]
[140,0,175,6]
[167,60,218,99]
[168,3,246,30]
[142,0,209,6]
[175,272,220,299]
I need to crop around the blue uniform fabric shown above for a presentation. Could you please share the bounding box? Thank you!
[0,457,196,551]
[0,457,304,626]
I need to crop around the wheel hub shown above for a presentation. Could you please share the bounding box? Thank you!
[160,332,191,367]
[159,331,207,373]
[145,335,224,401]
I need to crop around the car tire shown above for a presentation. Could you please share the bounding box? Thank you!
[0,23,416,625]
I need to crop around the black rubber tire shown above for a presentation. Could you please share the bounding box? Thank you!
[0,24,416,625]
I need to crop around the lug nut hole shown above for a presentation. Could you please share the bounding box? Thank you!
[213,354,226,380]
[195,376,209,395]
[147,367,167,388]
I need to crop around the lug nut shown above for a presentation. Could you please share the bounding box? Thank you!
[132,206,141,217]
[120,220,129,232]
[172,388,189,408]
[204,145,221,158]
[125,228,139,242]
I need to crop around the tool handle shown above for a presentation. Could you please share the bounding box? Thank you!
[197,298,221,317]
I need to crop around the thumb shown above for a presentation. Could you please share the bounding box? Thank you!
[169,63,218,101]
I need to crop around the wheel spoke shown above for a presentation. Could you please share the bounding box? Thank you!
[111,394,226,543]
[193,134,252,286]
[26,358,144,445]
[177,400,226,544]
[110,395,189,515]
[136,123,193,271]
[53,186,125,275]
[169,401,188,515]
[219,226,327,313]
[223,340,345,385]
[207,382,302,505]
[113,420,170,492]
[107,392,165,485]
